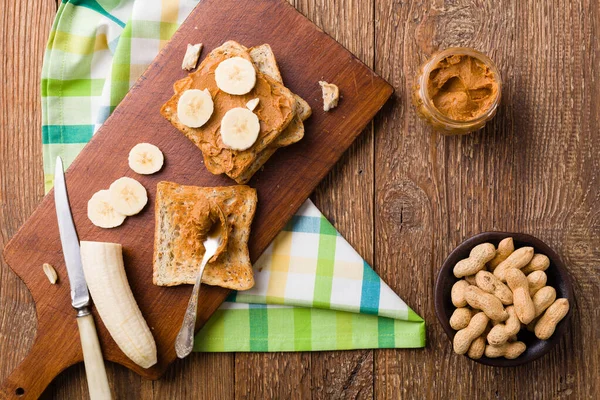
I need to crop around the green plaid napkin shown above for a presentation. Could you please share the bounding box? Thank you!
[42,0,425,351]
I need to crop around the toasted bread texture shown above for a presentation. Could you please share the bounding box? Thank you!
[293,94,312,121]
[249,44,283,83]
[153,181,257,290]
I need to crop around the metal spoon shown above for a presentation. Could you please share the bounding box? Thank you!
[175,214,225,359]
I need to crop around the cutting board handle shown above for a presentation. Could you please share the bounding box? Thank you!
[0,329,73,399]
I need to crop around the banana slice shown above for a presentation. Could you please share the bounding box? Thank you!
[128,143,164,175]
[246,98,259,111]
[215,57,256,95]
[88,189,126,228]
[220,107,260,151]
[109,177,148,216]
[177,89,214,128]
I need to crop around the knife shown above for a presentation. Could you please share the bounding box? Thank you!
[54,157,112,400]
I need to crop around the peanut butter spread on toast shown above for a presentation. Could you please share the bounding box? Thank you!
[177,194,228,264]
[153,181,257,290]
[164,49,294,176]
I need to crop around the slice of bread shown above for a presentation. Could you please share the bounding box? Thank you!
[153,181,257,290]
[161,41,296,180]
[269,117,304,148]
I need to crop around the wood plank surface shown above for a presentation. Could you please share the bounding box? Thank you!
[1,0,599,399]
[373,0,599,398]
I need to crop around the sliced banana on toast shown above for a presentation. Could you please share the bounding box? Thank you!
[220,107,260,150]
[128,143,164,175]
[88,189,126,228]
[109,177,148,216]
[215,56,256,95]
[177,88,214,128]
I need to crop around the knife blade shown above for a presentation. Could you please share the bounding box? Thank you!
[54,156,112,400]
[54,156,90,310]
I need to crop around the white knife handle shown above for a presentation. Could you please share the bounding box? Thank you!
[76,312,112,400]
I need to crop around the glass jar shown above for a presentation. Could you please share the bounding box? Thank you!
[412,47,502,135]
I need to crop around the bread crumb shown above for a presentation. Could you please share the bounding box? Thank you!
[319,81,339,111]
[182,43,203,71]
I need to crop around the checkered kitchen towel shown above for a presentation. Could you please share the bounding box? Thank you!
[42,0,425,351]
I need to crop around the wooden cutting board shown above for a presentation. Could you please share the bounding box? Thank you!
[0,0,392,397]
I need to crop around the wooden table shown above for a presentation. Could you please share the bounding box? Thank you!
[1,0,598,398]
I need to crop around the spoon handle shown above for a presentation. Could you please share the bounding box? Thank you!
[175,253,210,358]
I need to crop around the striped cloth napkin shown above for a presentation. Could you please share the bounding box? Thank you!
[42,0,425,351]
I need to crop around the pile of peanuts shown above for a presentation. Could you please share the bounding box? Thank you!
[450,238,570,360]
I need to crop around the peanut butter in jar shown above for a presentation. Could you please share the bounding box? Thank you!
[412,48,501,135]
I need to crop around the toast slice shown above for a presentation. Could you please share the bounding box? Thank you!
[153,181,257,290]
[161,41,296,180]
[293,93,312,121]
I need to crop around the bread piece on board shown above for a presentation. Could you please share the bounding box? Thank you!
[319,81,340,111]
[153,181,257,290]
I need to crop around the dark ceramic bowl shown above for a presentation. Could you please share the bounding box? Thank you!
[435,232,574,367]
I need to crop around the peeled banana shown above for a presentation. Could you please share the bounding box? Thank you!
[80,241,157,369]
[246,98,259,111]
